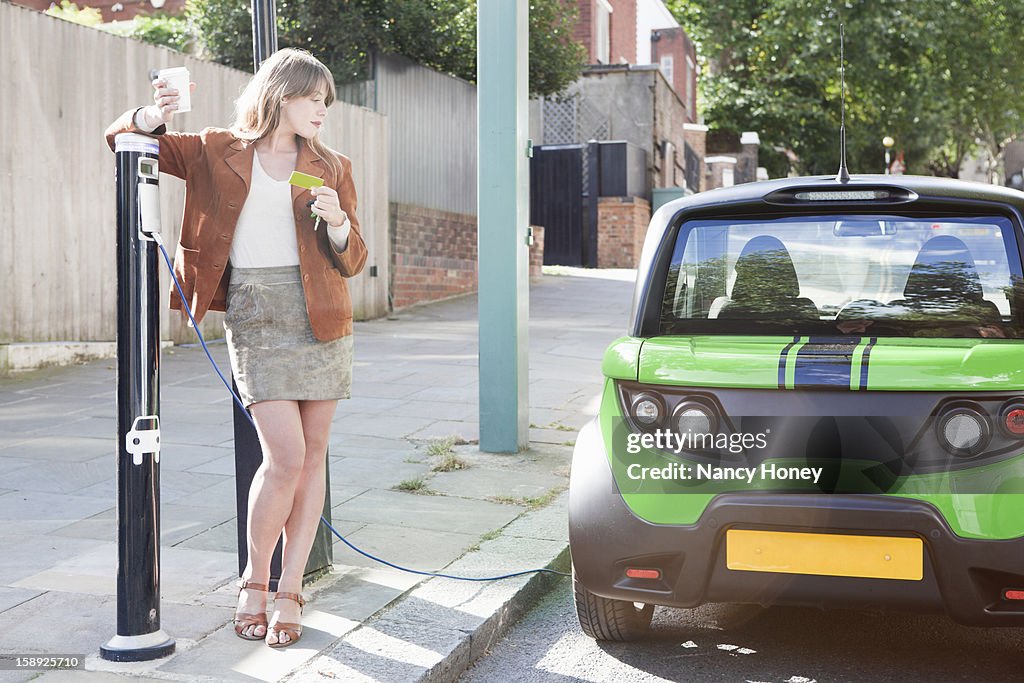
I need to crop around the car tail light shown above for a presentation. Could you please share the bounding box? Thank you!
[1003,589,1024,601]
[631,393,664,427]
[625,568,662,580]
[998,401,1024,438]
[936,406,991,457]
[673,400,718,436]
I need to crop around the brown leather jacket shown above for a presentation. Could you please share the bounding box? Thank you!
[104,108,368,341]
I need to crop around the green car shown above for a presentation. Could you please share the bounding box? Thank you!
[569,176,1024,640]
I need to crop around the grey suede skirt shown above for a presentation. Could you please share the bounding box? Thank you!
[224,266,353,407]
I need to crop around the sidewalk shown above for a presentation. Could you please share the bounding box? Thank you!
[0,268,635,682]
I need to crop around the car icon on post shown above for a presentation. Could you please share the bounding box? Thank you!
[569,175,1024,640]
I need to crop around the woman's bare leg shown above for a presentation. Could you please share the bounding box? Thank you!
[266,399,337,645]
[236,400,306,638]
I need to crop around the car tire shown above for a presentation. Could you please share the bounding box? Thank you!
[573,570,654,641]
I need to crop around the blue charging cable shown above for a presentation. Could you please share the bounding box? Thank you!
[153,235,569,581]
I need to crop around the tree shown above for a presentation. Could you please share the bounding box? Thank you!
[187,0,585,98]
[45,0,104,26]
[667,0,1024,178]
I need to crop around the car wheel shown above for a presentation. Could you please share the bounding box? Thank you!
[573,570,654,641]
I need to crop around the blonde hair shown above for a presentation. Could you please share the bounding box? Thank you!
[230,48,343,182]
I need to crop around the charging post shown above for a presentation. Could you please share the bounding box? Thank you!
[101,133,175,662]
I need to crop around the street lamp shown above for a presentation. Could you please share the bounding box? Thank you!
[882,136,895,175]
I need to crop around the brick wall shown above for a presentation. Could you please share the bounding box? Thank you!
[684,123,708,192]
[610,0,637,65]
[597,196,651,268]
[390,204,545,310]
[530,226,545,278]
[573,0,595,62]
[652,69,690,189]
[650,26,698,122]
[390,203,478,310]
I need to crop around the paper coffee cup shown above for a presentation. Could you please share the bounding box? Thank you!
[158,66,191,114]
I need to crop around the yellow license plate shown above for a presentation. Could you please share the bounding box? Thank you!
[726,529,923,581]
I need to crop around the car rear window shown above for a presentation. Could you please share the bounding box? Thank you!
[660,214,1024,338]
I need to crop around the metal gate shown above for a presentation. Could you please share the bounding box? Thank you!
[530,144,591,266]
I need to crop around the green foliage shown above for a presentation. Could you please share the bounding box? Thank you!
[667,0,1024,178]
[129,12,194,54]
[187,0,252,70]
[46,0,103,26]
[188,0,585,97]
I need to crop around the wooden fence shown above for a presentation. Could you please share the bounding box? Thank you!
[0,1,389,345]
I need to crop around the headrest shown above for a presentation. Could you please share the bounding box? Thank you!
[731,235,800,301]
[903,235,984,301]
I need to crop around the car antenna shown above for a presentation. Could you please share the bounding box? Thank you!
[836,23,850,184]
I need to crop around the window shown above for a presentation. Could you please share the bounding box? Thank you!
[660,215,1023,338]
[660,56,674,85]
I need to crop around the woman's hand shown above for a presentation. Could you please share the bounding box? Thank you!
[310,186,348,228]
[144,78,198,128]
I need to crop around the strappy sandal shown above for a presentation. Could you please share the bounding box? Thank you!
[266,591,305,649]
[233,580,269,641]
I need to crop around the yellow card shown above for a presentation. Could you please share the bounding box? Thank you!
[288,171,325,189]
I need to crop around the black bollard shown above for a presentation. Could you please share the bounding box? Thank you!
[101,133,175,661]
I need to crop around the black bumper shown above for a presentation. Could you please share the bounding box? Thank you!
[569,420,1024,627]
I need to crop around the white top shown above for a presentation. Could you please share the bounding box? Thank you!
[229,152,301,268]
[132,108,351,256]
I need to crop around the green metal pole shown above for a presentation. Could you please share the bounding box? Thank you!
[477,0,529,453]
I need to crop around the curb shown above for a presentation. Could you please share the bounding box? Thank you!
[287,492,571,682]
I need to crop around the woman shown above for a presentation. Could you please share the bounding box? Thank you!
[104,48,367,648]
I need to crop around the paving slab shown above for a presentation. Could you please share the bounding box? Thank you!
[402,386,479,405]
[160,421,236,447]
[43,416,118,440]
[427,466,564,501]
[332,489,523,536]
[327,432,418,457]
[0,591,117,654]
[12,542,117,596]
[345,381,438,400]
[0,435,113,462]
[303,569,411,624]
[389,400,477,422]
[160,546,239,603]
[0,491,112,536]
[155,468,229,500]
[327,483,371,507]
[0,586,43,613]
[0,535,107,586]
[408,420,480,442]
[166,476,239,511]
[0,457,111,495]
[172,518,237,553]
[155,620,349,683]
[328,456,431,490]
[331,524,480,571]
[182,446,243,476]
[328,413,438,440]
[47,503,234,549]
[0,455,36,478]
[0,398,93,431]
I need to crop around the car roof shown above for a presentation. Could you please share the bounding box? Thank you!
[663,173,1024,213]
